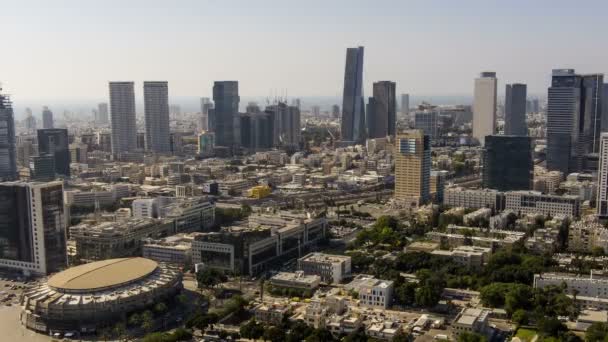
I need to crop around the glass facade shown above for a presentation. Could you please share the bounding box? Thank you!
[0,185,33,262]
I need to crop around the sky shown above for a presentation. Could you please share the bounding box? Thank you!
[1,0,608,109]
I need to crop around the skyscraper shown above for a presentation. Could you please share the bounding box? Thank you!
[143,81,171,154]
[367,81,396,139]
[597,133,608,218]
[332,105,340,119]
[504,84,528,136]
[482,135,533,191]
[109,82,137,158]
[0,181,66,275]
[200,97,212,131]
[341,46,365,143]
[0,90,17,181]
[211,81,240,150]
[394,130,431,206]
[265,102,301,148]
[546,69,604,174]
[473,72,497,145]
[401,94,410,117]
[97,102,109,124]
[42,106,54,129]
[37,128,70,177]
[240,112,274,151]
[414,110,439,141]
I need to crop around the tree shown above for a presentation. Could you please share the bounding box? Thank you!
[240,319,264,340]
[537,317,567,338]
[305,328,335,342]
[392,330,410,342]
[458,331,487,342]
[196,268,228,289]
[511,309,529,326]
[415,285,440,307]
[154,302,168,314]
[394,282,417,306]
[263,326,286,342]
[585,322,608,342]
[172,327,193,341]
[112,321,127,341]
[128,312,141,326]
[141,310,154,333]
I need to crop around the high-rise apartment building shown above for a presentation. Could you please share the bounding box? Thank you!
[332,105,340,119]
[0,181,66,275]
[109,82,137,157]
[143,81,171,154]
[265,102,301,148]
[483,135,533,191]
[394,130,431,206]
[401,94,410,117]
[473,72,497,145]
[97,103,109,124]
[504,84,527,136]
[37,128,70,177]
[42,106,54,129]
[0,90,17,181]
[341,46,365,143]
[367,81,396,139]
[211,81,240,150]
[547,69,604,174]
[240,112,274,151]
[597,133,608,218]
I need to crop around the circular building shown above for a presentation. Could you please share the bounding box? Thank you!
[20,257,182,333]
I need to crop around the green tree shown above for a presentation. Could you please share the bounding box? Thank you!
[415,285,440,307]
[263,326,286,342]
[128,312,141,326]
[511,309,529,326]
[154,302,168,314]
[458,331,487,342]
[141,310,154,333]
[585,322,608,342]
[112,321,127,341]
[196,268,228,289]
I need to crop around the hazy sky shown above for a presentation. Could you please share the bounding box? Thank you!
[2,0,607,103]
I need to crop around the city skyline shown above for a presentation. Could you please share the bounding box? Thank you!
[1,0,607,105]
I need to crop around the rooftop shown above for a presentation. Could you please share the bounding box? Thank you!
[48,257,158,292]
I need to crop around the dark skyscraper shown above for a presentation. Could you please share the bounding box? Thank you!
[97,103,109,124]
[42,106,54,129]
[240,112,273,151]
[547,69,604,174]
[341,46,365,143]
[483,135,533,191]
[37,128,70,177]
[212,81,240,150]
[0,181,66,275]
[504,84,527,136]
[143,81,171,154]
[0,90,17,181]
[367,81,396,139]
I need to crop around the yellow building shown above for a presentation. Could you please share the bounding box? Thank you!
[394,130,431,207]
[249,185,272,199]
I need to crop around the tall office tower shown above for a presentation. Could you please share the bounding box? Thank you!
[473,72,497,145]
[30,154,56,181]
[109,82,137,158]
[265,102,301,147]
[603,84,608,132]
[504,84,528,136]
[200,97,212,131]
[291,98,301,109]
[143,81,171,154]
[401,94,410,117]
[482,135,533,191]
[394,130,431,206]
[532,98,540,113]
[367,81,397,139]
[0,91,17,181]
[24,109,36,132]
[42,106,54,129]
[414,110,439,140]
[212,81,240,150]
[547,70,604,174]
[97,102,109,124]
[246,102,261,114]
[597,133,608,217]
[0,181,66,275]
[341,46,365,143]
[37,129,70,177]
[312,105,321,118]
[240,112,274,151]
[332,105,340,119]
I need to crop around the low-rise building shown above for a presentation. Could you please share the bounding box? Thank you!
[505,191,580,218]
[451,308,490,338]
[269,271,321,290]
[430,246,491,270]
[534,272,608,298]
[253,303,290,325]
[444,188,505,211]
[345,275,394,309]
[298,252,352,284]
[142,233,200,265]
[568,216,608,253]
